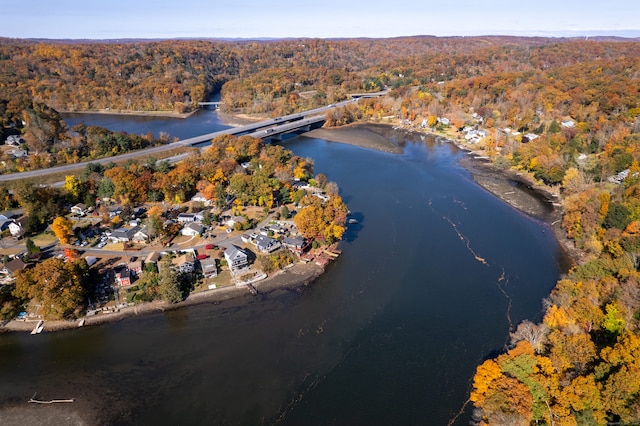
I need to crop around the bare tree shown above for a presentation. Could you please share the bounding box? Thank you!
[510,320,549,354]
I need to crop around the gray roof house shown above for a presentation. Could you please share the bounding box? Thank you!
[199,257,218,278]
[181,222,205,237]
[109,226,141,243]
[255,235,281,253]
[224,245,248,273]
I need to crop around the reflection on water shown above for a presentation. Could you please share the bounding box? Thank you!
[0,112,566,425]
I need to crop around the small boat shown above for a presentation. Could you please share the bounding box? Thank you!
[348,218,358,224]
[31,320,44,335]
[78,319,85,327]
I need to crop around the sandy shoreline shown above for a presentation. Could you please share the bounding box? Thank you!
[296,120,579,265]
[304,123,404,154]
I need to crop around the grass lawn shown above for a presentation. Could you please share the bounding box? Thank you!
[30,233,58,247]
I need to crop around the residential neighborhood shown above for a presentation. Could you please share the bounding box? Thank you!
[0,178,345,323]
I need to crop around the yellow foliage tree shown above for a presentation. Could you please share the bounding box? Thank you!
[543,305,573,330]
[64,175,81,199]
[51,216,73,245]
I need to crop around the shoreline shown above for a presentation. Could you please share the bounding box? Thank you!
[59,109,198,119]
[1,115,578,333]
[283,118,580,266]
[0,262,325,334]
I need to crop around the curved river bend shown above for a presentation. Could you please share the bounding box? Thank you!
[0,110,569,425]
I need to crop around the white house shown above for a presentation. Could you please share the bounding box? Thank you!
[132,227,151,242]
[5,135,23,147]
[71,203,87,216]
[181,222,205,237]
[224,216,246,228]
[8,217,26,238]
[190,192,212,206]
[224,245,248,273]
[177,213,196,223]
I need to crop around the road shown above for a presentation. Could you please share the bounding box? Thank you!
[0,99,358,183]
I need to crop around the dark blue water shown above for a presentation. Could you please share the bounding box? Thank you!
[0,112,567,425]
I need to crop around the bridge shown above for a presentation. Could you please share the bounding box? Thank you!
[349,89,390,99]
[175,98,357,147]
[197,102,222,107]
[0,99,357,182]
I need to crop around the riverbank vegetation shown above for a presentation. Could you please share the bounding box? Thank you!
[4,133,346,320]
[1,35,640,421]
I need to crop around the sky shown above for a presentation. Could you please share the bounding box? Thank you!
[3,0,639,40]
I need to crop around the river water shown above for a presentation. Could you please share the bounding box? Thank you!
[0,109,569,425]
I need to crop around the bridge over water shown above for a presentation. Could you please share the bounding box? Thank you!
[0,100,355,182]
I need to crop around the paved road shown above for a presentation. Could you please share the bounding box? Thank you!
[0,99,357,183]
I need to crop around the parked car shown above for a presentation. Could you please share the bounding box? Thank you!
[196,254,208,260]
[205,244,216,250]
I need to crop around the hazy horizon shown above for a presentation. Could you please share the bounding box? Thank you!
[3,1,639,41]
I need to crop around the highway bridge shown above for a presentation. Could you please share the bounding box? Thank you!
[0,99,357,182]
[197,102,222,107]
[175,98,356,147]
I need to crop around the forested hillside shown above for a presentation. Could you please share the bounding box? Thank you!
[1,35,640,423]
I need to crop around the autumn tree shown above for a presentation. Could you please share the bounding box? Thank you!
[158,261,183,303]
[13,258,89,320]
[51,216,74,244]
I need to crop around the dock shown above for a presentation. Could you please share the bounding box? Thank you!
[30,320,44,335]
[29,393,74,404]
[246,283,258,296]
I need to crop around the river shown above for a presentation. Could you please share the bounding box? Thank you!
[0,108,569,425]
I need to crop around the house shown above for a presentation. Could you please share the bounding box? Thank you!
[267,224,287,235]
[9,149,28,159]
[172,254,195,273]
[145,251,161,266]
[283,236,306,254]
[1,258,28,276]
[437,117,450,126]
[71,203,87,216]
[561,120,575,128]
[5,135,23,147]
[109,226,140,243]
[115,267,131,287]
[129,260,143,275]
[108,207,122,219]
[224,245,248,273]
[177,213,197,223]
[181,222,205,237]
[84,256,97,267]
[609,169,631,185]
[191,192,212,206]
[224,216,246,228]
[200,257,218,278]
[8,217,27,238]
[255,235,281,253]
[132,227,150,242]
